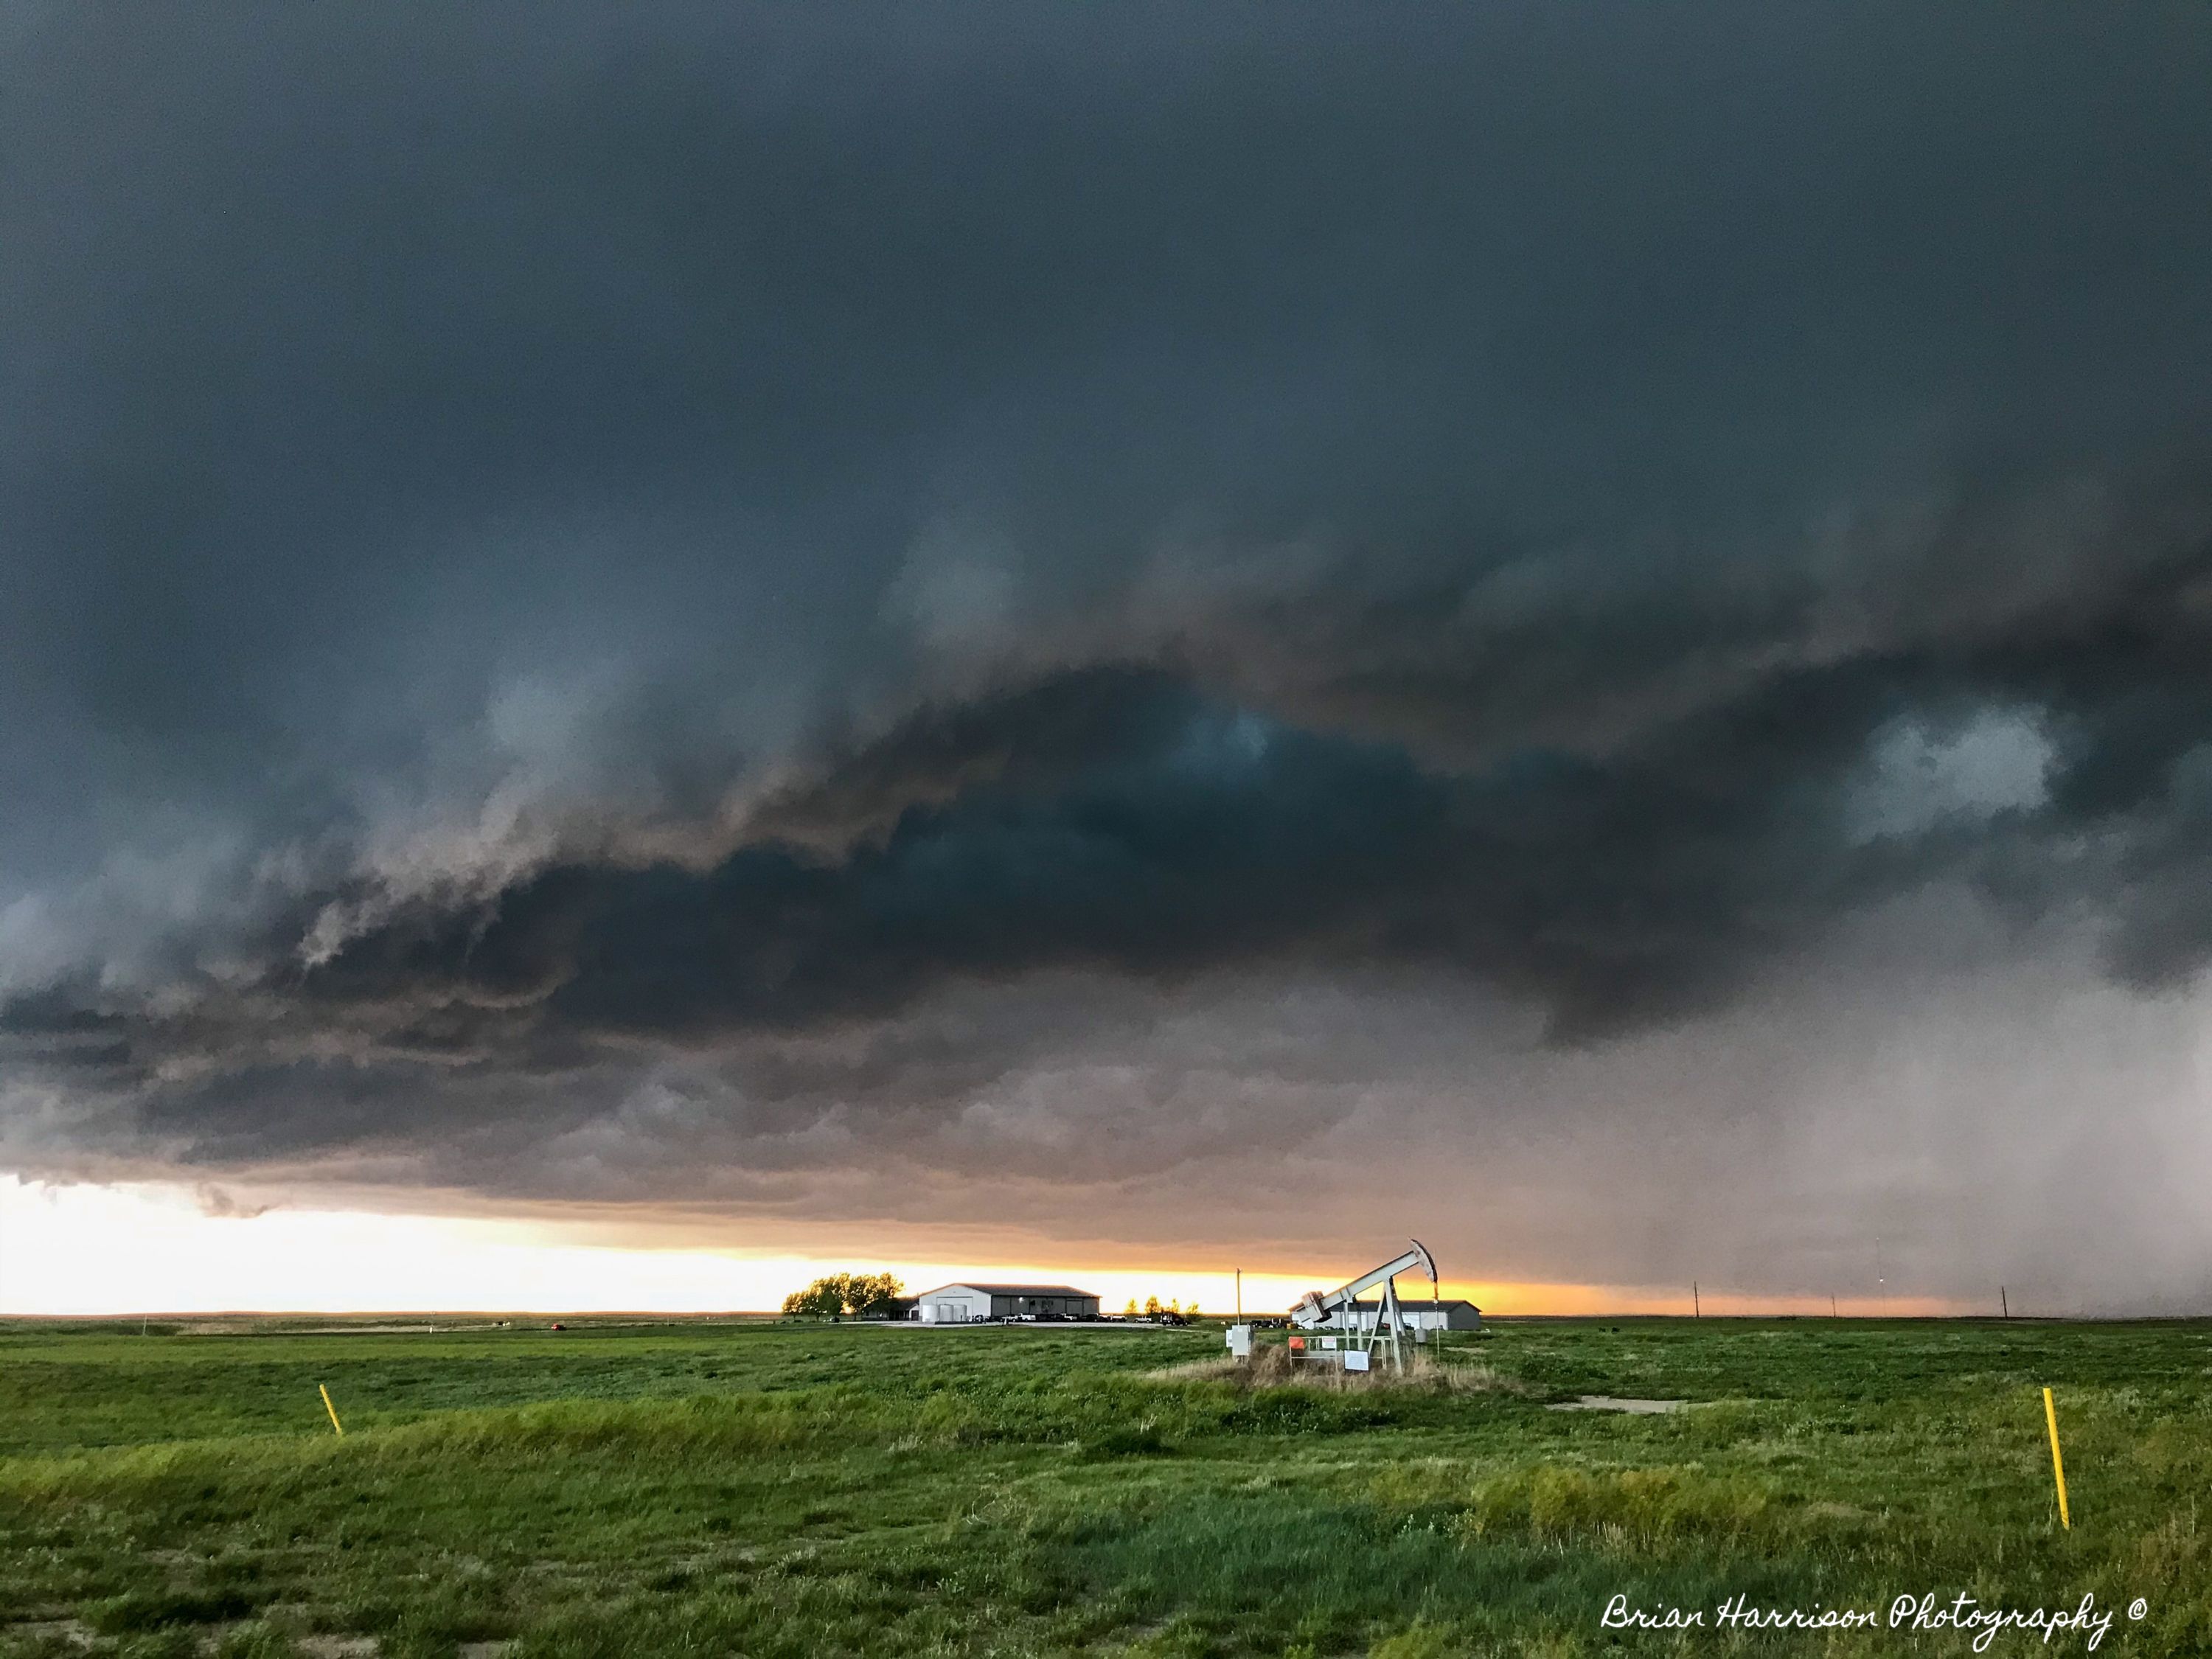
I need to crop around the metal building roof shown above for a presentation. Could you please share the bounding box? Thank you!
[914,1282,1099,1298]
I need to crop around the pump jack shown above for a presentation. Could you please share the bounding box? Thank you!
[1290,1239,1439,1375]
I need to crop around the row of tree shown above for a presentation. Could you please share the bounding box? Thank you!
[1124,1295,1193,1317]
[781,1272,904,1319]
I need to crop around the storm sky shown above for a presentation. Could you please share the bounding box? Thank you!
[6,4,2212,1308]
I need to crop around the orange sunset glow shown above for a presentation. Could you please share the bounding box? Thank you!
[0,1178,1955,1320]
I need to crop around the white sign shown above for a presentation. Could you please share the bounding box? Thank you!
[1343,1349,1371,1371]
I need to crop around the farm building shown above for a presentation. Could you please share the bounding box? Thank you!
[1315,1298,1482,1333]
[913,1283,1101,1323]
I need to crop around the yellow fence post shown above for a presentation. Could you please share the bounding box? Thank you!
[320,1383,345,1438]
[2042,1386,2069,1529]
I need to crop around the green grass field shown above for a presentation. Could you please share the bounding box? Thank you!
[2,1316,2205,1657]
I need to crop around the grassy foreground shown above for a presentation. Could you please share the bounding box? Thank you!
[1,1316,2205,1656]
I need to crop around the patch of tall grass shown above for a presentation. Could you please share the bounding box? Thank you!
[1152,1346,1537,1396]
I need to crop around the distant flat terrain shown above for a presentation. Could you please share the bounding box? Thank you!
[1,1318,2205,1655]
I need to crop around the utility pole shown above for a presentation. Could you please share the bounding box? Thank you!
[2000,1285,2008,1320]
[1692,1281,1700,1318]
[1830,1293,1837,1318]
[1234,1268,1242,1324]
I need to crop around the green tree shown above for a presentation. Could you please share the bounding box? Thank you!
[781,1272,905,1320]
[841,1271,905,1318]
[781,1279,842,1318]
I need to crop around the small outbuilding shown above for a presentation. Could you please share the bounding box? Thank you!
[1318,1298,1482,1333]
[913,1283,1101,1323]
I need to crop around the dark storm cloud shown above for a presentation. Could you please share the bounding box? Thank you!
[5,3,2212,1304]
[275,658,1913,1047]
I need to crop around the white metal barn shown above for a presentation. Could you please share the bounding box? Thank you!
[1320,1298,1482,1333]
[913,1283,1101,1323]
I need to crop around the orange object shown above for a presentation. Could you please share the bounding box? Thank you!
[1288,1335,1304,1351]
